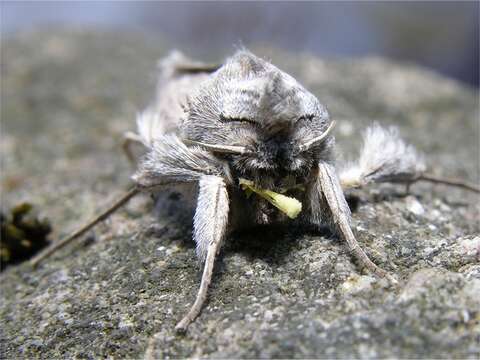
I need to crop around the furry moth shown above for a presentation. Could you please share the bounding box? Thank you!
[31,50,479,332]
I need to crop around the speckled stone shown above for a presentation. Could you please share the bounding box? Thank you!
[1,30,479,359]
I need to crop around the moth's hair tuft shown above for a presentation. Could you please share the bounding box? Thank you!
[340,123,426,188]
[136,109,166,148]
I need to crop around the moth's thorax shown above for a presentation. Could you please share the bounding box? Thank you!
[181,50,331,147]
[179,50,336,191]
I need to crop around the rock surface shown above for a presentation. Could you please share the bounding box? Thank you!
[1,30,479,359]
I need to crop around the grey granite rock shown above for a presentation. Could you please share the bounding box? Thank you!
[1,30,479,359]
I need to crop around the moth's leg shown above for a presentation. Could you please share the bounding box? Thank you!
[30,187,140,267]
[404,181,412,195]
[122,131,145,165]
[317,162,398,284]
[175,175,229,332]
[174,63,220,75]
[338,124,480,194]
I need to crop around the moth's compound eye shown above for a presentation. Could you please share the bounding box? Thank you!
[297,114,315,122]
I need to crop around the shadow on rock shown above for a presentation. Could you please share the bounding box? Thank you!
[225,224,332,266]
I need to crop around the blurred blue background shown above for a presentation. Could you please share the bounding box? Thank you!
[1,1,478,87]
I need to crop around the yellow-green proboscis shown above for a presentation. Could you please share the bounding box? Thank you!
[239,178,302,219]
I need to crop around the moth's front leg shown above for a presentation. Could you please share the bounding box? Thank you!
[122,131,145,165]
[175,175,229,332]
[309,161,397,284]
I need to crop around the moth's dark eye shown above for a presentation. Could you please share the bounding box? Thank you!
[298,114,315,122]
[220,114,256,125]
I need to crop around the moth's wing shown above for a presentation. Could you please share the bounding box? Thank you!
[136,51,217,148]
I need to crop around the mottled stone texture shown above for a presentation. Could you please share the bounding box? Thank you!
[1,30,479,359]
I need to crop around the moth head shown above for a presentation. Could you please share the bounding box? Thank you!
[182,50,335,183]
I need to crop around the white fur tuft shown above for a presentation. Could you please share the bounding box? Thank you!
[135,109,167,148]
[340,123,426,188]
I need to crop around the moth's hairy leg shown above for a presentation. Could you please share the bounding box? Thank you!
[175,175,229,332]
[318,162,398,285]
[339,123,480,194]
[31,132,222,268]
[415,173,480,193]
[122,131,145,165]
[341,173,480,194]
[30,187,140,268]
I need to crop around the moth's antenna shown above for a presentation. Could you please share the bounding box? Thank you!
[30,186,141,268]
[183,139,250,155]
[298,120,336,152]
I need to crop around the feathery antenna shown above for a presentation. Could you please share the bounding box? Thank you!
[298,120,336,152]
[184,139,250,155]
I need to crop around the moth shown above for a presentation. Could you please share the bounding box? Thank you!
[31,50,479,332]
